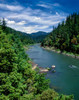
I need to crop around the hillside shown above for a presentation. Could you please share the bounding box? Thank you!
[41,13,79,54]
[30,31,48,43]
[5,27,48,43]
[4,26,34,45]
[0,19,74,100]
[0,22,49,100]
[31,31,48,36]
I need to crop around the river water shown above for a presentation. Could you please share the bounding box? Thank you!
[26,44,79,100]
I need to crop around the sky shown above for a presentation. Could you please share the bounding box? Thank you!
[0,0,79,34]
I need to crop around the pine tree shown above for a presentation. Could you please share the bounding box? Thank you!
[2,18,6,31]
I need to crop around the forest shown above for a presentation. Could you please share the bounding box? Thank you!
[0,19,74,100]
[41,13,79,55]
[30,31,48,43]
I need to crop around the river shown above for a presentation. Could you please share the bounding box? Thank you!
[26,44,79,100]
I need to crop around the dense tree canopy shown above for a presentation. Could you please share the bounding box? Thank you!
[30,31,48,43]
[41,13,79,54]
[0,19,74,100]
[0,21,49,99]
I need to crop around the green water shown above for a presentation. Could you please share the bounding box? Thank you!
[27,44,79,100]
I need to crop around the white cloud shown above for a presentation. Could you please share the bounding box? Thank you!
[7,10,65,26]
[37,4,51,8]
[56,12,59,15]
[7,20,15,24]
[0,3,23,11]
[17,21,26,25]
[5,18,16,24]
[22,25,49,34]
[0,3,67,33]
[23,26,38,33]
[37,3,60,8]
[5,9,66,33]
[5,18,26,25]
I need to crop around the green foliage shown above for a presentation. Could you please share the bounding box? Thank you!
[35,89,58,100]
[0,25,49,100]
[20,93,34,100]
[1,18,34,45]
[35,89,74,100]
[0,19,74,100]
[58,94,74,100]
[41,13,79,54]
[34,73,49,93]
[30,31,48,43]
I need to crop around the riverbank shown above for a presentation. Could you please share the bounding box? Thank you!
[28,60,49,73]
[26,44,79,100]
[25,45,50,73]
[43,46,79,59]
[24,44,34,50]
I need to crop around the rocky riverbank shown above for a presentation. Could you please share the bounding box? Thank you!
[28,61,49,73]
[43,46,79,59]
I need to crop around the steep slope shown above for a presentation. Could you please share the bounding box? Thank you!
[4,26,34,45]
[0,20,74,100]
[41,13,79,54]
[0,26,49,100]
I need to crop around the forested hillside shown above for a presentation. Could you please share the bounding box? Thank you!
[41,13,79,54]
[0,19,73,100]
[2,20,34,45]
[30,31,48,43]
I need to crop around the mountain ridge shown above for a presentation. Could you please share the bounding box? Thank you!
[30,31,49,43]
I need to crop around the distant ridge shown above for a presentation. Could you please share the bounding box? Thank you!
[30,31,49,43]
[31,31,48,36]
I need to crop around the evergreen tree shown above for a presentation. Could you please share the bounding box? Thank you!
[41,13,79,54]
[2,18,6,31]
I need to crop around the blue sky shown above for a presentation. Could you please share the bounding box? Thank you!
[0,0,79,34]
